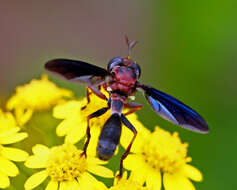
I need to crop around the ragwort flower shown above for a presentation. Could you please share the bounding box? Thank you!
[7,75,73,125]
[24,143,113,190]
[122,127,203,190]
[0,109,28,188]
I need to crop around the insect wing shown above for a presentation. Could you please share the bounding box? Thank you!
[142,85,209,133]
[45,59,109,83]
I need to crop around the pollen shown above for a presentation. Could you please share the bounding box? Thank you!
[141,127,191,173]
[46,144,87,182]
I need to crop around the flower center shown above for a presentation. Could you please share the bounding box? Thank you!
[141,127,191,174]
[46,144,87,182]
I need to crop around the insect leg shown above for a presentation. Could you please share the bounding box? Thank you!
[81,87,92,110]
[88,84,107,100]
[123,103,143,116]
[82,106,110,157]
[118,114,137,177]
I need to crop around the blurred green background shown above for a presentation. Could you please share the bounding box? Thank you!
[0,1,236,189]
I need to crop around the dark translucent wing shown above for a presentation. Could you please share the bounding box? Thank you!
[141,85,209,133]
[45,59,109,83]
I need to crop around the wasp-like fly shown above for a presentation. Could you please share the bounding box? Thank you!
[45,37,209,177]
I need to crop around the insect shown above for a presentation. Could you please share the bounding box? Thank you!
[45,37,209,177]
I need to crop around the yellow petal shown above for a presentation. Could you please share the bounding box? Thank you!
[0,127,20,138]
[24,170,48,190]
[6,95,17,110]
[0,156,19,176]
[124,154,145,170]
[65,180,80,189]
[1,147,28,161]
[56,119,74,136]
[32,144,50,158]
[87,157,107,165]
[64,121,86,144]
[59,182,67,190]
[0,111,17,131]
[78,172,101,189]
[124,154,147,183]
[129,169,147,185]
[163,172,196,190]
[0,171,10,188]
[59,180,80,190]
[87,164,114,178]
[146,168,161,190]
[25,155,47,168]
[53,100,81,119]
[15,108,33,125]
[46,180,58,190]
[86,127,101,157]
[94,181,108,190]
[0,132,28,144]
[182,164,203,182]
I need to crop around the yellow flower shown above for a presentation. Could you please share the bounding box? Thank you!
[24,143,113,190]
[7,75,73,125]
[0,110,29,188]
[122,127,203,190]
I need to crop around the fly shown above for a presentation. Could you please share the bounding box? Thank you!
[45,36,209,177]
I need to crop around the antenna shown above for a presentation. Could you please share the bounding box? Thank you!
[125,35,138,58]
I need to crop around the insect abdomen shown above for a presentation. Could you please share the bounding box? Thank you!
[97,113,121,161]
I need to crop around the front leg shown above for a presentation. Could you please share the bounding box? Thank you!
[88,84,107,100]
[81,87,92,110]
[81,84,107,110]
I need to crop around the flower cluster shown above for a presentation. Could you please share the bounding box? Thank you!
[121,127,202,190]
[7,75,72,126]
[24,143,112,190]
[0,109,28,188]
[0,75,204,190]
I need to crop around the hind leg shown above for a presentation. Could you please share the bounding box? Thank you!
[123,102,143,116]
[81,106,110,157]
[117,114,137,177]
